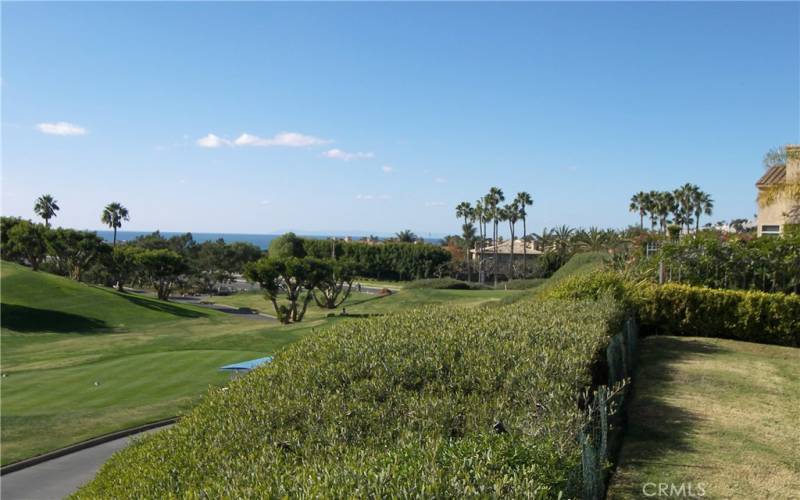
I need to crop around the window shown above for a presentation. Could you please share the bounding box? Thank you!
[761,225,781,235]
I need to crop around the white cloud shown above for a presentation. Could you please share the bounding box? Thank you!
[425,201,445,207]
[197,133,230,148]
[234,132,331,147]
[356,194,391,201]
[322,148,375,161]
[381,165,394,173]
[37,122,87,136]
[434,177,447,184]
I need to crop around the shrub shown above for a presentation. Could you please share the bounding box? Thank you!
[639,283,800,347]
[76,298,625,498]
[404,277,487,290]
[546,271,800,347]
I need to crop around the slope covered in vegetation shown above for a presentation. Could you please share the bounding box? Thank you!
[77,298,624,497]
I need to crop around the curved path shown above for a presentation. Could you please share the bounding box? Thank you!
[1,428,166,500]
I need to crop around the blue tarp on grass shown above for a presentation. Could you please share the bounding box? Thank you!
[219,356,273,372]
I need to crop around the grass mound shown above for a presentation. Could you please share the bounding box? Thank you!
[77,298,623,497]
[1,262,215,333]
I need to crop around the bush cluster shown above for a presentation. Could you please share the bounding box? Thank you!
[76,298,625,498]
[546,271,800,347]
[303,238,451,281]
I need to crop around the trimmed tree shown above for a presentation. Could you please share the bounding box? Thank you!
[137,249,187,300]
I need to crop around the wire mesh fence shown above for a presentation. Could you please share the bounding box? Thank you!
[577,315,639,500]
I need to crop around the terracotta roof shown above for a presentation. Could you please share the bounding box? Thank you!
[757,164,786,187]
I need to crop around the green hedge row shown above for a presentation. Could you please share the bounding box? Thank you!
[545,271,800,347]
[76,298,624,498]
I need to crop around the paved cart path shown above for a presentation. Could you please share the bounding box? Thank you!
[1,428,165,500]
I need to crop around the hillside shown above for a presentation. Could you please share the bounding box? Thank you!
[1,263,305,464]
[1,262,218,334]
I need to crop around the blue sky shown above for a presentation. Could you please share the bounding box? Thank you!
[2,2,798,237]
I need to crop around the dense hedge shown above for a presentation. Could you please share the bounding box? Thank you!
[546,271,800,347]
[76,299,624,498]
[303,239,451,280]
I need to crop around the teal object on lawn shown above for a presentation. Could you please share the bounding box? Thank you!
[219,356,273,372]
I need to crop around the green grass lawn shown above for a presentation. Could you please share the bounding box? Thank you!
[608,336,800,499]
[0,262,318,464]
[211,287,523,319]
[1,262,523,465]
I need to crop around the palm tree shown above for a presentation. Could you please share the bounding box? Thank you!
[575,226,607,251]
[473,199,487,283]
[550,225,575,258]
[395,230,418,243]
[515,192,533,277]
[503,201,520,278]
[455,201,473,281]
[34,194,59,228]
[485,187,505,286]
[673,184,698,234]
[693,191,713,232]
[629,191,648,230]
[654,191,676,234]
[101,202,130,246]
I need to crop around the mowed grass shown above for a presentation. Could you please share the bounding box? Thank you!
[211,287,524,319]
[608,336,800,499]
[0,262,316,464]
[1,263,523,464]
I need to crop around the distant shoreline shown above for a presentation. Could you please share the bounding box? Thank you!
[94,230,442,249]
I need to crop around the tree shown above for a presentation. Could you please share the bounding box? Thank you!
[654,191,676,234]
[515,192,533,277]
[455,202,473,281]
[101,202,130,246]
[34,194,59,228]
[629,191,649,230]
[7,220,48,270]
[394,230,418,243]
[693,190,714,232]
[46,228,108,281]
[244,256,327,323]
[762,145,787,169]
[137,249,188,300]
[673,183,699,234]
[485,187,505,286]
[109,244,141,291]
[473,199,487,283]
[503,201,520,278]
[575,227,608,251]
[268,232,306,259]
[313,259,360,309]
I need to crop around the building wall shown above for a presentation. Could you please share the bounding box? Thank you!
[756,144,799,237]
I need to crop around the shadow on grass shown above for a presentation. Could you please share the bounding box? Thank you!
[609,337,727,498]
[112,292,210,318]
[0,303,111,334]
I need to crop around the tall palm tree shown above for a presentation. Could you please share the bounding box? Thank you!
[485,187,505,286]
[673,183,698,234]
[629,191,648,230]
[455,201,473,281]
[654,191,676,234]
[34,194,59,228]
[101,202,130,246]
[503,201,520,278]
[693,191,713,232]
[473,199,487,283]
[515,192,533,277]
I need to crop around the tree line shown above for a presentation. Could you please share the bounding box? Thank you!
[629,184,714,235]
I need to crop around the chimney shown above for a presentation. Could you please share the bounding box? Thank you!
[787,144,800,182]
